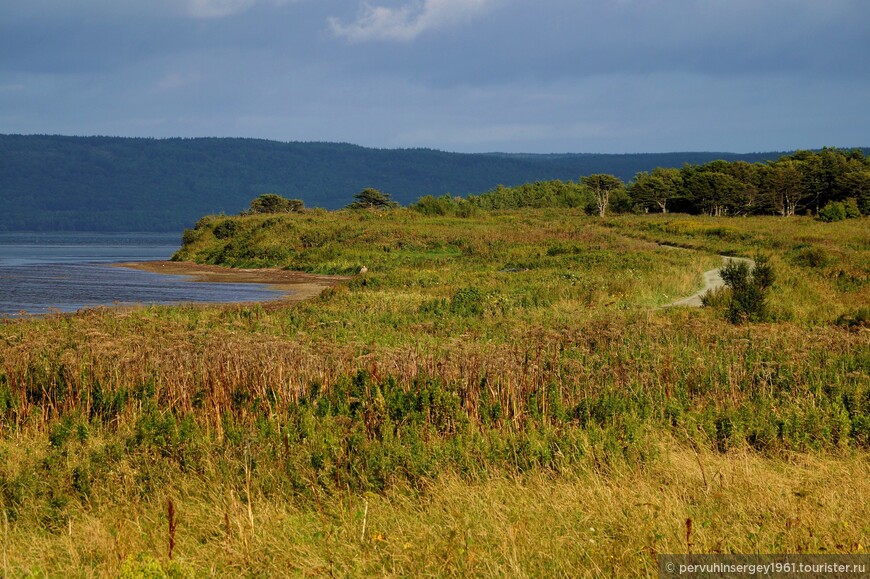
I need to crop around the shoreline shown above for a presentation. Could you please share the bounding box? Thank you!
[114,260,352,303]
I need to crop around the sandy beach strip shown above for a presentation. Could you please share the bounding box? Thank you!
[114,261,352,303]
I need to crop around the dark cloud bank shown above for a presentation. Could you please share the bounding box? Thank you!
[1,0,867,153]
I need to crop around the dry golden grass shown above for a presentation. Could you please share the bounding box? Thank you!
[4,438,867,577]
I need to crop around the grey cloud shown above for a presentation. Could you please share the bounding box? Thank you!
[0,0,867,153]
[329,0,498,42]
[327,0,870,87]
[185,0,305,19]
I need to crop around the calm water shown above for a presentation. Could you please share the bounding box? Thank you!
[0,233,283,316]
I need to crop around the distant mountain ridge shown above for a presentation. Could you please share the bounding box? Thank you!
[1,134,862,232]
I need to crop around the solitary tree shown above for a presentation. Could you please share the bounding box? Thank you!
[346,188,399,210]
[581,174,624,217]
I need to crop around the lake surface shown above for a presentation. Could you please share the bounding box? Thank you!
[0,233,283,316]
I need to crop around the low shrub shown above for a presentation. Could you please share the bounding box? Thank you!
[700,286,730,309]
[791,245,831,268]
[818,201,847,222]
[212,219,238,239]
[720,256,775,323]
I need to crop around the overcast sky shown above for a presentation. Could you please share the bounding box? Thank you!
[1,0,868,153]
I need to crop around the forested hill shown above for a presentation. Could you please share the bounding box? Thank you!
[0,134,827,231]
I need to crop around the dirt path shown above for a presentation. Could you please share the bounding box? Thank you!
[664,255,755,307]
[114,261,351,303]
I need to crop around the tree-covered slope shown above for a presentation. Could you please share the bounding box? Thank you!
[0,134,829,231]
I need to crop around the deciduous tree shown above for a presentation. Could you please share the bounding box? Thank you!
[763,160,804,216]
[581,174,624,217]
[629,167,682,213]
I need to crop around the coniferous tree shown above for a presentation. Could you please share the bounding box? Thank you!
[346,188,400,210]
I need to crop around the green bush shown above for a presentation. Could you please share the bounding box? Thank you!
[720,256,775,323]
[818,199,861,222]
[450,287,486,317]
[792,245,831,268]
[212,220,238,239]
[818,201,847,222]
[844,197,861,218]
[180,228,198,245]
[412,194,456,216]
[700,286,730,309]
[248,193,304,214]
[412,194,480,218]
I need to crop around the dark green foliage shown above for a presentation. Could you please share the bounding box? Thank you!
[87,382,128,422]
[345,188,400,210]
[181,228,199,245]
[582,173,625,217]
[410,194,478,217]
[49,417,75,448]
[418,287,506,320]
[464,180,592,211]
[449,287,487,317]
[132,407,200,467]
[817,197,861,221]
[608,188,635,214]
[699,287,730,309]
[819,201,848,222]
[410,194,456,215]
[413,147,870,218]
[71,466,92,501]
[0,377,15,416]
[629,167,683,213]
[248,193,304,214]
[844,197,862,218]
[791,245,831,268]
[651,147,869,217]
[682,171,750,216]
[751,255,775,290]
[211,219,238,239]
[719,256,775,323]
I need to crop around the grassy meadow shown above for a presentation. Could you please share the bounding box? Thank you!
[0,209,868,576]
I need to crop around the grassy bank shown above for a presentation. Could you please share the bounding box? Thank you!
[1,210,868,576]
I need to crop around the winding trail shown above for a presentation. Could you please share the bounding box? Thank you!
[664,255,755,308]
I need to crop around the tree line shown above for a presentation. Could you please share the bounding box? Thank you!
[411,148,870,219]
